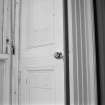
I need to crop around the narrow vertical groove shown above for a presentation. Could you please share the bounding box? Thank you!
[84,0,89,104]
[91,0,97,104]
[67,0,74,104]
[72,0,78,104]
[89,0,97,103]
[18,0,22,105]
[77,0,83,104]
[10,0,13,104]
[87,0,95,103]
[85,0,91,104]
[81,0,89,104]
[75,0,79,104]
[78,0,85,104]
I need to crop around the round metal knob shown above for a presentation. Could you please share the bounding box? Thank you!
[54,52,64,59]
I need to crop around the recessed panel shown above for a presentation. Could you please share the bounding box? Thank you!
[29,88,55,105]
[22,0,55,48]
[27,70,55,89]
[25,70,55,105]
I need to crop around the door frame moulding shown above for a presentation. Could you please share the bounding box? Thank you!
[63,0,71,105]
[12,0,21,105]
[0,0,13,104]
[70,0,97,104]
[67,0,74,105]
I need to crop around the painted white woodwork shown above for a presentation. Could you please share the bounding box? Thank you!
[69,0,97,105]
[2,0,11,54]
[0,61,4,105]
[0,0,12,105]
[0,0,4,53]
[0,58,10,105]
[18,0,65,105]
[11,0,20,105]
[86,0,97,104]
[0,54,8,60]
[67,0,74,105]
